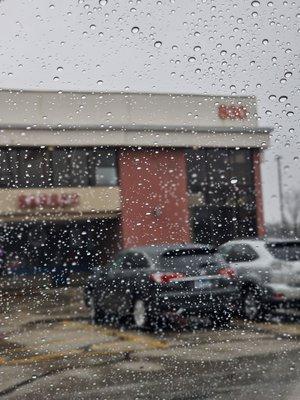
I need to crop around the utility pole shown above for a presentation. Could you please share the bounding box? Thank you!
[275,155,285,229]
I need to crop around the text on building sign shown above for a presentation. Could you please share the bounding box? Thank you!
[18,193,80,209]
[218,105,247,120]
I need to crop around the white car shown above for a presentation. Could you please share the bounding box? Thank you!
[218,239,300,320]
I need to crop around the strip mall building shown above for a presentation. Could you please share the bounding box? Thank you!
[0,89,271,276]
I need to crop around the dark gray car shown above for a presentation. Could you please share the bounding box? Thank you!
[85,244,239,329]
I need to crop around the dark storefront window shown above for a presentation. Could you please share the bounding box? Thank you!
[17,148,50,188]
[186,148,257,244]
[0,148,12,188]
[0,147,118,189]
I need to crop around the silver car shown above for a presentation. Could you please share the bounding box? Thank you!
[218,239,300,320]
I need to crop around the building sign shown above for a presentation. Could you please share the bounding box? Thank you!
[18,193,79,209]
[218,104,247,120]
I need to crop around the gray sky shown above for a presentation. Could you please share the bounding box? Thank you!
[0,0,299,223]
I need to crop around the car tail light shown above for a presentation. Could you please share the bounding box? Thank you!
[273,292,285,300]
[149,272,185,284]
[218,267,236,279]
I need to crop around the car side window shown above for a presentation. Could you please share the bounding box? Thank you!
[227,244,258,263]
[109,255,125,271]
[122,253,149,270]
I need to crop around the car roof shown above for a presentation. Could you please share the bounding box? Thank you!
[265,238,300,244]
[122,243,216,260]
[220,238,300,246]
[219,238,264,247]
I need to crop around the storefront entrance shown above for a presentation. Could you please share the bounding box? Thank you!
[191,205,257,246]
[0,218,121,279]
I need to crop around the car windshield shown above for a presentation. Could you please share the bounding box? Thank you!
[159,248,220,274]
[266,242,300,261]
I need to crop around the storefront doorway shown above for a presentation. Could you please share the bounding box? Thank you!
[0,218,121,279]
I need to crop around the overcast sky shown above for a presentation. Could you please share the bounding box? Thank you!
[0,0,299,223]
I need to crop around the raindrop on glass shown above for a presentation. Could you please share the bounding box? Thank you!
[278,95,288,103]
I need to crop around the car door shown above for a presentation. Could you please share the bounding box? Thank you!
[113,252,152,318]
[98,254,126,314]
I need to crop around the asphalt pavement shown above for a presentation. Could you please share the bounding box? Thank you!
[0,288,299,400]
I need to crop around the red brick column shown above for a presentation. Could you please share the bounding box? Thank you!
[118,148,191,248]
[253,150,265,237]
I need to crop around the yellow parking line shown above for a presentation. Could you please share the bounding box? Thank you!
[0,349,84,366]
[53,321,168,349]
[0,330,168,366]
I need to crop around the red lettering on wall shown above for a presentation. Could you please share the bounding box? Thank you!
[218,105,247,120]
[18,193,79,209]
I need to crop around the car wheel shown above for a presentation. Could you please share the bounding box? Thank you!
[90,295,105,325]
[212,310,233,329]
[243,289,265,321]
[132,298,161,331]
[133,299,148,329]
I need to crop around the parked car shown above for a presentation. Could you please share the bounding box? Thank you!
[218,239,300,320]
[85,244,239,330]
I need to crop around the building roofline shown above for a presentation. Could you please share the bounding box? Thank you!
[0,124,273,134]
[0,87,257,101]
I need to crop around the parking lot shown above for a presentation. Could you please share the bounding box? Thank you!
[0,288,299,399]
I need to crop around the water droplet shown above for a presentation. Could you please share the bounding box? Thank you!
[251,0,260,6]
[53,76,59,81]
[195,68,201,73]
[231,178,238,184]
[193,45,201,52]
[284,71,292,78]
[154,41,162,48]
[268,94,276,100]
[262,39,269,45]
[285,48,292,54]
[99,0,107,5]
[172,45,178,50]
[188,56,196,63]
[278,95,288,103]
[57,66,63,72]
[286,111,294,117]
[131,26,139,34]
[97,80,103,85]
[90,24,96,30]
